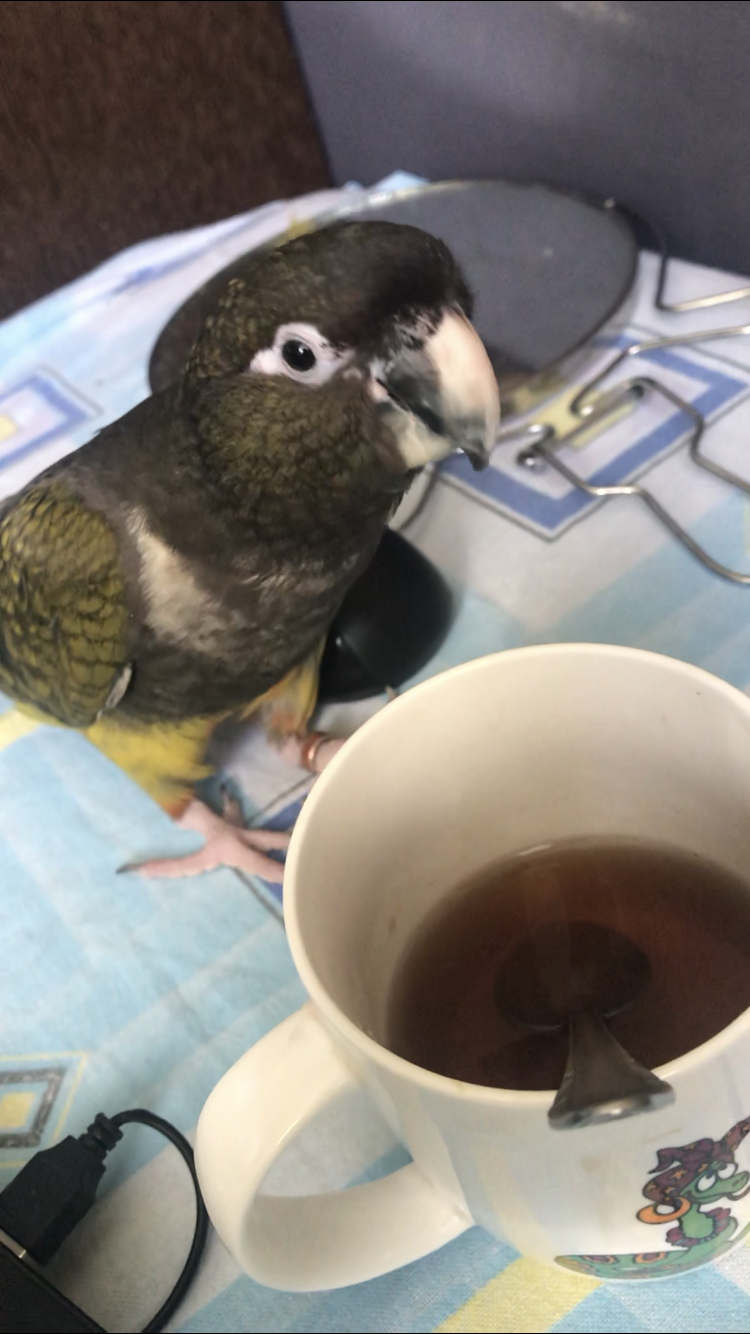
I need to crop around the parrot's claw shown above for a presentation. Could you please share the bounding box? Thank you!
[276,732,346,773]
[118,800,290,883]
[117,736,347,883]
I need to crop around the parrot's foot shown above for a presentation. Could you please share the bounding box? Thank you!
[118,733,346,883]
[119,800,291,883]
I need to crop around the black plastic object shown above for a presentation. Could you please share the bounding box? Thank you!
[0,1241,104,1333]
[316,527,453,704]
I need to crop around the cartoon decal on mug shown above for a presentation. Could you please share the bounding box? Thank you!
[557,1116,750,1278]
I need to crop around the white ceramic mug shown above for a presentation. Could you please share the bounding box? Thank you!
[195,645,750,1291]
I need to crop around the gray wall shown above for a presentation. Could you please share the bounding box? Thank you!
[285,1,750,275]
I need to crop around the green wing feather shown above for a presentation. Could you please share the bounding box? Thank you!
[0,481,130,726]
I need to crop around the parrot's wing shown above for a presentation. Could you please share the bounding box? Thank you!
[0,481,131,727]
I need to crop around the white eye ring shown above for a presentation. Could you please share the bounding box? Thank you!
[696,1172,717,1192]
[248,322,352,387]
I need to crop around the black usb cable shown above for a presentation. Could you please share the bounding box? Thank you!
[0,1108,209,1333]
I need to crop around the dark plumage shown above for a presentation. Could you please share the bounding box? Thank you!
[0,221,498,873]
[0,224,476,723]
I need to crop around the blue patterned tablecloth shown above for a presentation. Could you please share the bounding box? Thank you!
[4,174,750,1332]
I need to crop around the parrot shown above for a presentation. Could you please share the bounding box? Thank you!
[0,221,499,881]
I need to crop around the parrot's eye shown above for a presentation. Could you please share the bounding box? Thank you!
[248,322,352,387]
[282,339,316,373]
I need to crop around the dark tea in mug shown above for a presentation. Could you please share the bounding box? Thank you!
[387,838,750,1089]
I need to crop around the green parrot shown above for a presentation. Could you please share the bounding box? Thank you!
[0,222,499,880]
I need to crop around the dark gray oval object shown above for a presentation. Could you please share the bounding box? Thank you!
[148,179,637,401]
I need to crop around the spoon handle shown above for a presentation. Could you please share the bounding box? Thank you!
[548,1009,675,1130]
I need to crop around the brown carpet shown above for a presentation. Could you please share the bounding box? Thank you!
[0,0,330,319]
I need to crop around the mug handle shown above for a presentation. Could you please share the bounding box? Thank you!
[194,1001,471,1291]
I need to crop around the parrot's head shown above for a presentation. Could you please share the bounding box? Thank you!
[184,222,499,513]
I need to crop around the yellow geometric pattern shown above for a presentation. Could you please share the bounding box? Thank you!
[0,1052,87,1172]
[436,1257,599,1333]
[0,1091,35,1130]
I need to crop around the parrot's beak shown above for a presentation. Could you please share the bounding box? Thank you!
[375,309,500,472]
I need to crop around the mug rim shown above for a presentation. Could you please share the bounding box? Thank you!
[285,642,750,1107]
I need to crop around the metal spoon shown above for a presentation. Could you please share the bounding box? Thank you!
[494,921,675,1129]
